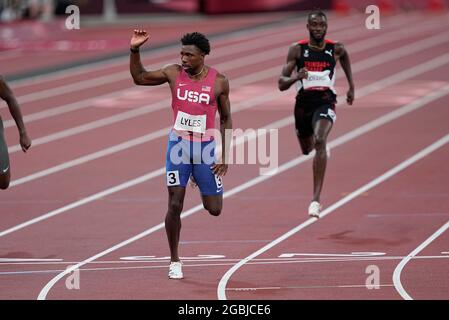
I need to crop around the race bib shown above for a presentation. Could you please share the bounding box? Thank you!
[174,111,206,134]
[302,70,332,90]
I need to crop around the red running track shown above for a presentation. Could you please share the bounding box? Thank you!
[0,12,448,300]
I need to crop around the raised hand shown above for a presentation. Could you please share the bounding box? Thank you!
[130,29,150,49]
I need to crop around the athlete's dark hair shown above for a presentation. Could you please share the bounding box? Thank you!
[308,9,327,21]
[181,32,210,55]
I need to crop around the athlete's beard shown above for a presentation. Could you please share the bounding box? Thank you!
[309,31,326,44]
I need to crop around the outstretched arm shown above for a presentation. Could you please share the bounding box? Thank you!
[336,42,355,105]
[213,75,232,177]
[0,77,31,152]
[130,29,172,86]
[278,43,307,91]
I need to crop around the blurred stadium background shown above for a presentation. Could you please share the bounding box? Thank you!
[1,0,448,81]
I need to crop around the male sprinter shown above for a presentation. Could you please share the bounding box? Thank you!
[278,10,354,218]
[0,76,32,189]
[130,31,232,279]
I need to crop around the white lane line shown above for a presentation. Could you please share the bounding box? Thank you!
[217,133,449,300]
[1,168,165,238]
[3,255,449,277]
[2,254,449,266]
[5,255,449,278]
[36,87,449,300]
[392,220,449,300]
[2,14,439,128]
[5,54,449,236]
[0,258,63,262]
[227,284,395,291]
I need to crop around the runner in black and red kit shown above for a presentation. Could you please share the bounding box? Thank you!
[278,10,355,218]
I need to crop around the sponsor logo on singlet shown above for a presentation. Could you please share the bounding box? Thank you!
[320,108,337,122]
[177,88,211,104]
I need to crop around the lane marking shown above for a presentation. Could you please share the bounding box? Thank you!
[37,94,449,299]
[217,133,449,300]
[0,258,63,262]
[227,284,395,291]
[6,78,449,239]
[393,220,449,300]
[2,255,448,277]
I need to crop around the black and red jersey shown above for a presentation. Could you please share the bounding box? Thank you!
[295,39,337,105]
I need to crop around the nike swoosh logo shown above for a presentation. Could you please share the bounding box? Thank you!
[2,166,9,174]
[179,83,187,87]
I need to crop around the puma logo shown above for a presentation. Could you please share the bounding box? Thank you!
[325,49,333,57]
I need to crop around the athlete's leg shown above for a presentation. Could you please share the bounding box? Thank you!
[0,120,11,190]
[201,194,223,216]
[294,100,315,155]
[192,138,224,216]
[165,186,186,262]
[312,118,333,203]
[165,131,191,263]
[297,132,315,155]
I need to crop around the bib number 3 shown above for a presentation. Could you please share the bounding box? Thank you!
[167,171,180,186]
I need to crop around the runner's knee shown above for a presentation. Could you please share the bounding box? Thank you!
[314,135,327,149]
[168,198,183,215]
[204,203,222,216]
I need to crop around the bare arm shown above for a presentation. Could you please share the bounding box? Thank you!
[0,77,31,152]
[213,74,232,176]
[129,29,174,86]
[278,43,307,91]
[335,42,355,105]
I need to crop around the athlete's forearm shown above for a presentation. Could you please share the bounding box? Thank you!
[5,95,27,135]
[340,52,354,89]
[129,50,147,84]
[278,76,299,91]
[0,79,27,135]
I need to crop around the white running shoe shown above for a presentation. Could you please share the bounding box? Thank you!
[168,261,183,279]
[308,201,322,218]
